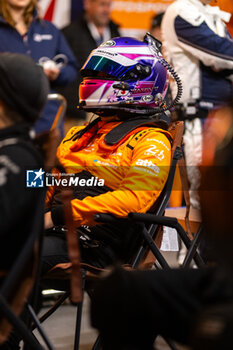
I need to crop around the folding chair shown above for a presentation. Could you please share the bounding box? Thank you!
[35,93,66,171]
[32,121,204,350]
[92,120,205,350]
[95,121,205,271]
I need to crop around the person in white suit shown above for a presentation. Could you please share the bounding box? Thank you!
[162,0,233,208]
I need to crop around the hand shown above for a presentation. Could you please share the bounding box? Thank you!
[43,66,60,81]
[44,211,54,230]
[211,65,221,73]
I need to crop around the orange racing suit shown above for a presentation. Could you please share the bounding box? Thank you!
[45,119,171,266]
[46,119,171,226]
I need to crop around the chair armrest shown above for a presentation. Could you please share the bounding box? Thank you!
[128,212,178,227]
[94,213,127,224]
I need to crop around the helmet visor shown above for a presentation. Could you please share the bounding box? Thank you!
[81,54,135,80]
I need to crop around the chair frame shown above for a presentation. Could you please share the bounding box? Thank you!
[92,121,205,349]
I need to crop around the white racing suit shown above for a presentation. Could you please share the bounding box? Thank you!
[162,0,233,208]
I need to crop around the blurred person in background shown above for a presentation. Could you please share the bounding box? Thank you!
[57,0,120,122]
[0,53,49,350]
[162,0,233,209]
[0,52,49,275]
[0,0,78,136]
[148,11,182,209]
[149,12,164,42]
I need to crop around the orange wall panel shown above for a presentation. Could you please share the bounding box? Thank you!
[111,0,233,36]
[111,0,173,36]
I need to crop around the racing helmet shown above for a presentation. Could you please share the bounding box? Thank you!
[79,34,170,118]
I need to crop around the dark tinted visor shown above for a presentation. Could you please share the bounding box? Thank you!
[81,55,134,80]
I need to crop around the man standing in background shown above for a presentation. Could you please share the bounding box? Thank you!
[149,12,164,42]
[57,0,120,121]
[162,0,233,208]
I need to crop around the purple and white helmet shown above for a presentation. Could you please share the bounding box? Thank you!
[79,35,169,118]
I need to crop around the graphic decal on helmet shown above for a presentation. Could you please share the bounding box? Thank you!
[79,34,182,118]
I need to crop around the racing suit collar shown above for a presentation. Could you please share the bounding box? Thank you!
[70,119,122,152]
[96,120,122,134]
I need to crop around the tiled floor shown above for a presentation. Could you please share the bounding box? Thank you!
[35,295,98,350]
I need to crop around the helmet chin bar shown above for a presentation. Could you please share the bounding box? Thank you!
[79,102,170,128]
[79,102,161,118]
